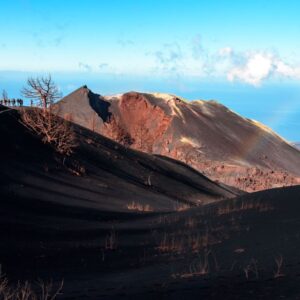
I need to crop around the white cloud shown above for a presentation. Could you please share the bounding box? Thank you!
[224,51,300,86]
[275,60,300,78]
[150,43,184,76]
[78,62,92,72]
[227,53,274,86]
[140,43,300,84]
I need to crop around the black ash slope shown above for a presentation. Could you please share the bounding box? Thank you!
[0,105,239,278]
[0,105,238,215]
[3,105,300,299]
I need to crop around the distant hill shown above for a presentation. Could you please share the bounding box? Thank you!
[54,87,300,192]
[293,142,300,150]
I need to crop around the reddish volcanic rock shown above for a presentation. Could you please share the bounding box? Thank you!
[55,86,300,192]
[102,92,172,153]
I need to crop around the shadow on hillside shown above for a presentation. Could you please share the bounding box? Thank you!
[88,90,111,122]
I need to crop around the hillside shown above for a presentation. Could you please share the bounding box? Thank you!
[55,87,300,192]
[1,136,300,299]
[0,105,238,216]
[1,105,300,299]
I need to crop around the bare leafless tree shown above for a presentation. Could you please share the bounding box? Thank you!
[21,75,61,111]
[0,276,64,300]
[20,75,77,156]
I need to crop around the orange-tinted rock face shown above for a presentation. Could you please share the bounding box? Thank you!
[57,88,300,192]
[160,142,300,192]
[102,92,172,153]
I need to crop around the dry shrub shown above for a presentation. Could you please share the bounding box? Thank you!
[0,277,63,300]
[184,250,211,277]
[243,258,259,280]
[185,217,197,228]
[158,232,184,254]
[126,201,153,212]
[188,233,210,253]
[217,200,274,216]
[173,250,217,279]
[158,231,211,254]
[21,108,77,156]
[105,229,117,250]
[174,202,191,212]
[274,255,285,278]
[171,249,220,279]
[66,164,86,176]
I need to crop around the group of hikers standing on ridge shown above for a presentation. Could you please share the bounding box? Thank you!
[0,89,24,107]
[0,98,24,107]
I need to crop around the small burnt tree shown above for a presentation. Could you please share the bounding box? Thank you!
[21,75,77,156]
[21,75,60,111]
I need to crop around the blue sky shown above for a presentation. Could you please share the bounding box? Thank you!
[0,0,300,140]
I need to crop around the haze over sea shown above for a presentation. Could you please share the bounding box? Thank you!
[1,71,299,142]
